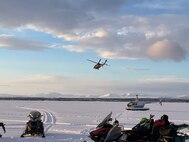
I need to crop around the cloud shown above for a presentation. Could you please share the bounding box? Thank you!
[135,0,185,11]
[0,34,49,51]
[81,0,126,12]
[137,76,189,96]
[140,76,189,83]
[147,39,187,62]
[125,67,150,71]
[0,74,189,97]
[0,74,123,96]
[0,0,189,61]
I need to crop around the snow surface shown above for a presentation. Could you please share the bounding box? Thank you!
[0,100,189,142]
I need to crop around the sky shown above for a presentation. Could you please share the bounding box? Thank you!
[0,0,189,97]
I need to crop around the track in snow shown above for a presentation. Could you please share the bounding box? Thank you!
[42,110,56,134]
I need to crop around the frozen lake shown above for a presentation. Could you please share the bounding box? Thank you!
[0,100,189,141]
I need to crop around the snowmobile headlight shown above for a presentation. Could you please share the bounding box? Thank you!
[30,117,39,122]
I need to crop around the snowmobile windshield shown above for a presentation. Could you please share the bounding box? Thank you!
[96,112,112,128]
[28,111,42,122]
[104,125,122,142]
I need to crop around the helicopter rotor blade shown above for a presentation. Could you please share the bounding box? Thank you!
[98,59,101,63]
[104,63,110,66]
[87,59,98,64]
[103,60,110,66]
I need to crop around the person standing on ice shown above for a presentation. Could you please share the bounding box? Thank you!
[0,122,6,137]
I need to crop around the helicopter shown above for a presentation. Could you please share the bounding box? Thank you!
[87,59,109,70]
[126,95,163,111]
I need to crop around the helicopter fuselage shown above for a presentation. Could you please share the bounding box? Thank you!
[94,63,103,69]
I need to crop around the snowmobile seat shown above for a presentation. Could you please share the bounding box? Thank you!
[132,117,154,140]
[159,135,185,142]
[21,120,45,137]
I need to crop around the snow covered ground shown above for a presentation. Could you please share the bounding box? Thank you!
[0,100,189,142]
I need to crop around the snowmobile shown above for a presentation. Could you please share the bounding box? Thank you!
[20,110,45,138]
[89,112,121,142]
[0,122,6,137]
[157,123,189,142]
[104,115,189,142]
[103,115,155,142]
[89,112,113,142]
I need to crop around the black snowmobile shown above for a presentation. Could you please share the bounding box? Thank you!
[104,115,155,142]
[0,122,6,137]
[157,123,189,142]
[20,111,45,138]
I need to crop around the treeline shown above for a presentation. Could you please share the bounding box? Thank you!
[0,97,189,102]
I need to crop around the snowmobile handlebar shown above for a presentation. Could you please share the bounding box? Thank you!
[0,122,6,133]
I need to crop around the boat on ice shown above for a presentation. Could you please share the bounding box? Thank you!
[126,95,149,111]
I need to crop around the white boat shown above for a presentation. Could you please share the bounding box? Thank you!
[126,95,149,111]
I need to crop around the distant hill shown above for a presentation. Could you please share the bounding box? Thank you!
[174,95,189,99]
[0,92,189,102]
[33,92,77,98]
[98,93,131,98]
